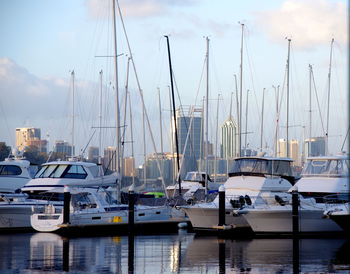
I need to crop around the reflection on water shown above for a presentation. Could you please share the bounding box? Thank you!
[0,231,349,273]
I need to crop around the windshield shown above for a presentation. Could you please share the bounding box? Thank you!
[35,164,87,179]
[230,158,293,177]
[302,159,349,177]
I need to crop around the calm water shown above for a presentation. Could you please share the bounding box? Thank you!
[0,230,349,273]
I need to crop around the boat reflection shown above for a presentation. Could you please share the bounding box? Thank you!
[0,231,348,273]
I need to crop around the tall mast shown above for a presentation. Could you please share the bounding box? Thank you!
[239,23,244,157]
[234,75,239,157]
[164,35,181,195]
[71,70,75,157]
[260,88,266,151]
[309,64,312,141]
[205,36,209,196]
[158,87,164,155]
[286,38,291,158]
[214,94,220,185]
[128,91,135,187]
[112,0,121,176]
[99,70,103,164]
[244,89,249,155]
[326,38,334,155]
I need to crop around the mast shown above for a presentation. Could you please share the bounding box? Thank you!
[273,85,280,157]
[234,75,239,157]
[326,38,334,155]
[128,91,135,187]
[260,88,266,151]
[309,64,312,141]
[164,35,181,195]
[99,70,103,164]
[71,70,75,157]
[244,89,249,155]
[239,23,244,157]
[168,86,175,184]
[158,87,164,155]
[205,36,209,196]
[286,38,291,158]
[112,0,121,177]
[214,94,220,185]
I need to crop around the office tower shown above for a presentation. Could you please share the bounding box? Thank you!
[15,127,41,151]
[54,140,73,156]
[220,117,238,158]
[304,137,326,157]
[87,146,99,163]
[277,138,300,166]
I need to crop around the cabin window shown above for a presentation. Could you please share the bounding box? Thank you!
[87,166,100,177]
[50,165,68,178]
[62,165,87,179]
[0,165,22,176]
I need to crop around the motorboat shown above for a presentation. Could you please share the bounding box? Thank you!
[31,186,186,233]
[0,193,62,231]
[289,155,349,202]
[21,159,120,198]
[0,155,35,193]
[180,157,296,231]
[238,192,342,234]
[0,159,119,232]
[323,195,350,232]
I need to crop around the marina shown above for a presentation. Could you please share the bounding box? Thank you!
[0,0,348,272]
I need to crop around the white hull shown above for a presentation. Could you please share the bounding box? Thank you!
[181,206,249,230]
[31,205,180,232]
[243,207,342,233]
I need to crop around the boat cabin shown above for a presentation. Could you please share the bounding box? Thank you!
[228,157,295,184]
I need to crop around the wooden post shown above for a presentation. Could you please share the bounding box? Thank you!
[63,186,71,224]
[218,185,225,226]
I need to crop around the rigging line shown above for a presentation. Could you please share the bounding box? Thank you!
[311,67,326,135]
[116,0,168,197]
[341,126,350,152]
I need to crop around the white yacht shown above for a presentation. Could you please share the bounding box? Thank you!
[289,155,349,202]
[0,155,34,193]
[30,186,181,233]
[239,193,342,234]
[21,159,119,198]
[180,157,296,231]
[0,160,119,231]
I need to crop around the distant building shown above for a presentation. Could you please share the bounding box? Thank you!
[304,137,326,157]
[172,107,202,174]
[15,127,41,151]
[27,139,48,153]
[54,140,73,156]
[87,146,99,163]
[220,117,238,159]
[103,146,117,172]
[277,138,300,166]
[124,157,135,177]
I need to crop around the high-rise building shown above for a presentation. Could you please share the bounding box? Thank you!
[304,137,326,157]
[87,146,99,163]
[173,107,202,159]
[54,140,73,156]
[103,146,117,172]
[124,157,135,177]
[277,138,300,166]
[15,127,41,151]
[220,117,238,159]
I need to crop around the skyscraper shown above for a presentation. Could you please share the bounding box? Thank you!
[15,127,41,151]
[220,117,238,159]
[172,107,202,174]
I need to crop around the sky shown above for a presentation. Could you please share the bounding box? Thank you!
[0,0,348,164]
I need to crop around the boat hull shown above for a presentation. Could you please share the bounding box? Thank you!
[243,208,342,234]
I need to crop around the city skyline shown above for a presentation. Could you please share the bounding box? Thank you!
[0,0,348,165]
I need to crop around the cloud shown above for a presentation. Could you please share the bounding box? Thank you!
[255,0,347,49]
[86,0,198,19]
[0,58,72,118]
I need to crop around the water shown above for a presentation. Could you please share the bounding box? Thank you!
[0,231,349,273]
